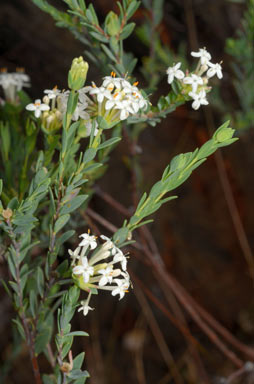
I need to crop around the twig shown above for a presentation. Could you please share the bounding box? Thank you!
[94,186,131,217]
[205,107,254,279]
[225,362,254,383]
[185,286,254,361]
[134,282,184,384]
[153,263,244,368]
[140,227,209,381]
[47,343,56,369]
[86,207,118,234]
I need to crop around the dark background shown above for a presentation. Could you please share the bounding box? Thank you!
[1,0,254,383]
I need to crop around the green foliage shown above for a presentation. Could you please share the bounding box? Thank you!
[226,0,254,130]
[115,122,237,243]
[31,0,141,76]
[0,1,240,382]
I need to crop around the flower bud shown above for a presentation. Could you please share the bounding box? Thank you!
[2,208,13,220]
[105,11,120,36]
[68,57,89,91]
[43,95,50,104]
[214,126,235,143]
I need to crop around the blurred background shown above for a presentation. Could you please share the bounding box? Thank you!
[1,0,254,383]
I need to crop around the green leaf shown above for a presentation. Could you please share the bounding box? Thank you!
[68,369,90,379]
[12,318,25,340]
[113,227,129,245]
[61,336,74,359]
[101,44,117,62]
[57,230,75,247]
[83,148,97,163]
[73,352,85,370]
[83,163,102,173]
[126,1,140,20]
[65,331,89,337]
[37,267,44,298]
[0,179,3,196]
[97,137,121,149]
[0,278,12,298]
[59,195,88,215]
[7,253,17,280]
[90,31,108,42]
[35,312,54,354]
[29,290,38,318]
[54,214,71,234]
[153,0,164,26]
[120,22,135,39]
[42,374,55,384]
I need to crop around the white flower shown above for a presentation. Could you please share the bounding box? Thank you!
[44,86,61,99]
[166,63,184,84]
[100,235,117,254]
[207,62,223,79]
[57,90,90,121]
[98,266,114,286]
[77,300,94,316]
[13,72,30,90]
[84,119,99,137]
[26,99,50,118]
[183,74,203,92]
[0,71,30,103]
[112,278,130,300]
[115,99,134,120]
[113,250,127,271]
[79,233,97,249]
[72,102,90,121]
[189,90,209,110]
[73,256,94,283]
[68,246,81,266]
[191,48,212,65]
[102,75,122,91]
[90,86,111,103]
[0,73,16,89]
[104,94,116,110]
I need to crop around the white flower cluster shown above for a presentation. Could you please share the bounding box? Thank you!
[89,72,148,121]
[25,86,96,135]
[69,232,130,316]
[25,71,148,134]
[166,48,223,110]
[0,68,30,103]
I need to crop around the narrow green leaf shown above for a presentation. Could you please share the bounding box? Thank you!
[37,267,44,298]
[97,137,121,150]
[54,214,70,234]
[101,44,117,62]
[83,148,97,163]
[120,22,135,39]
[57,230,75,247]
[83,163,102,173]
[29,290,38,318]
[68,369,89,379]
[126,1,140,20]
[1,278,12,298]
[73,352,85,370]
[90,31,108,42]
[12,319,25,340]
[59,195,88,215]
[65,331,89,337]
